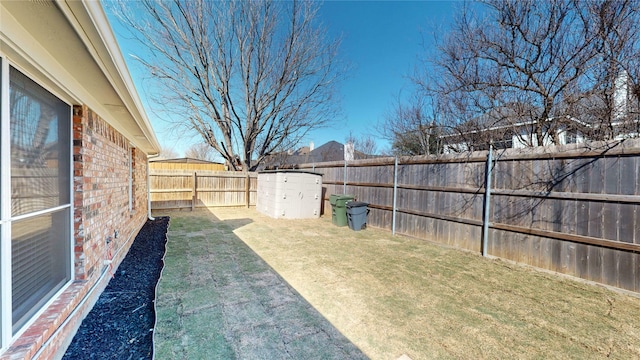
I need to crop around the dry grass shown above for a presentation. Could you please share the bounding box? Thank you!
[160,208,640,360]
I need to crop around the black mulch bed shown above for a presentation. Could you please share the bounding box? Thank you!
[63,217,169,360]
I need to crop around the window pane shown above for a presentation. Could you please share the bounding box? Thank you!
[8,66,72,334]
[12,209,70,333]
[1,58,3,346]
[0,57,2,184]
[10,67,70,216]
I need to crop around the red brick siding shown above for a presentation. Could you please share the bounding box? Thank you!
[132,147,148,212]
[1,105,151,360]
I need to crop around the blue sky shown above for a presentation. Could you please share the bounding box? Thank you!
[315,1,456,152]
[108,1,458,156]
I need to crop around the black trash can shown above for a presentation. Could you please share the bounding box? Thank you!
[346,201,369,231]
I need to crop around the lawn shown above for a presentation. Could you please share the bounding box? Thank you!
[154,208,640,359]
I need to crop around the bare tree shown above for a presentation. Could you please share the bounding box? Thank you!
[378,92,445,155]
[112,0,343,171]
[410,0,640,151]
[578,0,640,141]
[345,131,379,158]
[184,143,217,162]
[158,146,179,159]
[425,0,602,149]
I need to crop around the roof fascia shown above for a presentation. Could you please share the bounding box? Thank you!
[56,0,160,154]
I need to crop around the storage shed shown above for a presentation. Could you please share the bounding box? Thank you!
[257,170,323,219]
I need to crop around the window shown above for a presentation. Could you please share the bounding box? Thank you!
[1,61,71,344]
[565,130,584,144]
[493,137,513,150]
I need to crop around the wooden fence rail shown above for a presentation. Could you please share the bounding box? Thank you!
[299,139,640,294]
[150,170,257,210]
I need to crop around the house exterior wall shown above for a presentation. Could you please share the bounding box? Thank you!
[72,105,149,281]
[444,127,586,153]
[0,105,150,360]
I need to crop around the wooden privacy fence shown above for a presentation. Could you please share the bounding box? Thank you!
[300,139,640,294]
[149,161,226,172]
[150,170,257,210]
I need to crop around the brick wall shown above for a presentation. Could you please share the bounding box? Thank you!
[1,105,151,360]
[132,147,149,213]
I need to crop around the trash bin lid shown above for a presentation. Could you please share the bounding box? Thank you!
[336,194,355,200]
[346,201,368,208]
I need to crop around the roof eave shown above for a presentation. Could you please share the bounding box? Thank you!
[57,0,160,155]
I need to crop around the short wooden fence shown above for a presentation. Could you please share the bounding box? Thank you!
[150,170,257,210]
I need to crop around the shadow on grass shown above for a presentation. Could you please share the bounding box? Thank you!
[154,209,368,359]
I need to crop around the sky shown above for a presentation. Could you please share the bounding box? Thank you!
[107,1,458,157]
[315,1,456,153]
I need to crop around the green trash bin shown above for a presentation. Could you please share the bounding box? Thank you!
[329,194,342,225]
[330,194,354,226]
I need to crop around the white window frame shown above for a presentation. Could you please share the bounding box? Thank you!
[1,52,12,352]
[0,56,74,350]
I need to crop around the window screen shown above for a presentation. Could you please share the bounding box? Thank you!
[10,67,70,217]
[11,209,70,332]
[9,66,71,333]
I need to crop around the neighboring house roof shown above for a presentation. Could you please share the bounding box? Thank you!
[446,72,636,149]
[0,1,160,155]
[151,157,223,165]
[260,140,373,169]
[296,146,311,156]
[279,140,349,164]
[443,102,591,143]
[455,103,542,132]
[307,140,348,162]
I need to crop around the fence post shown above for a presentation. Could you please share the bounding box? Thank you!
[392,157,398,236]
[245,172,250,208]
[191,171,197,211]
[482,146,493,256]
[343,160,347,194]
